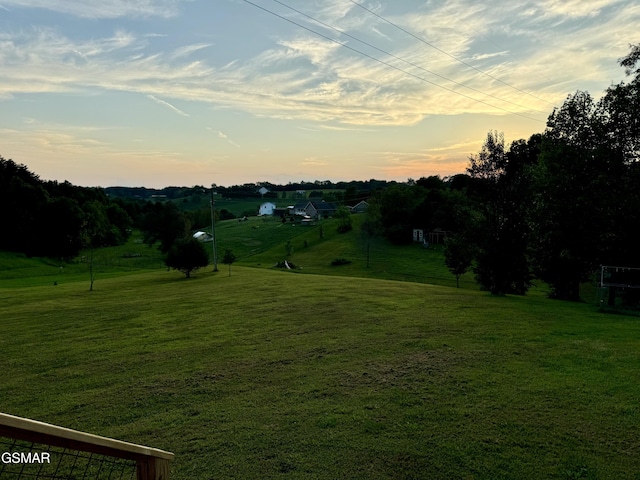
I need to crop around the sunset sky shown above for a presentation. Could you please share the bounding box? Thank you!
[1,0,638,188]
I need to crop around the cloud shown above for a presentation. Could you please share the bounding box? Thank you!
[0,0,183,18]
[146,95,190,117]
[471,51,509,61]
[208,128,240,148]
[301,156,328,167]
[537,0,624,18]
[1,2,637,127]
[171,43,213,59]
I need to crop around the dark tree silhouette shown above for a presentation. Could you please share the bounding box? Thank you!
[164,237,209,278]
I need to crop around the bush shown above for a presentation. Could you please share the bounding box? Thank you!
[331,258,351,266]
[275,260,297,269]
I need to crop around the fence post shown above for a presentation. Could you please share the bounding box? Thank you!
[137,456,172,480]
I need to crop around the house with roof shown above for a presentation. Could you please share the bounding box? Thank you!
[291,200,337,219]
[350,200,369,214]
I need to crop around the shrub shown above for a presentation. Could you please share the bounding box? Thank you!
[331,258,351,266]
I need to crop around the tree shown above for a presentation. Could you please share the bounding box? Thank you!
[532,90,622,300]
[335,206,352,233]
[222,249,237,276]
[41,197,85,259]
[530,46,640,300]
[444,234,474,288]
[360,198,382,268]
[376,184,421,244]
[140,202,190,253]
[467,131,507,182]
[466,132,534,295]
[620,43,640,77]
[164,237,209,278]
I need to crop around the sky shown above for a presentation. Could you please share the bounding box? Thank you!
[0,1,638,188]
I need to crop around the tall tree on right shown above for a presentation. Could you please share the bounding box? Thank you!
[531,44,640,300]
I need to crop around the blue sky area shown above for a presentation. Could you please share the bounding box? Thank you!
[1,0,638,187]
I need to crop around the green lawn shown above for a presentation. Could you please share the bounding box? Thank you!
[1,267,639,479]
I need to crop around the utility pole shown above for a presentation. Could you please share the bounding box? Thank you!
[210,187,219,271]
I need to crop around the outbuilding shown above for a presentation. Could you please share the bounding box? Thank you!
[259,202,277,216]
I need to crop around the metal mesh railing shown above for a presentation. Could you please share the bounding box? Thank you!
[0,413,173,480]
[0,436,136,480]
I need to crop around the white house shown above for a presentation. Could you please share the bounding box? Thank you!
[259,202,277,216]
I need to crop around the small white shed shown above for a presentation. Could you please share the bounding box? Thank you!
[259,202,277,216]
[193,231,213,242]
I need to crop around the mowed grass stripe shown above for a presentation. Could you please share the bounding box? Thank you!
[1,268,639,479]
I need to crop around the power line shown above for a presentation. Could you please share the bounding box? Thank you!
[242,0,544,122]
[268,0,545,114]
[348,0,553,106]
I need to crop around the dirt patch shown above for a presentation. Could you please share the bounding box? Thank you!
[338,348,467,390]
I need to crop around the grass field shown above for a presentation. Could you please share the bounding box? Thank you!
[1,266,639,479]
[1,215,637,478]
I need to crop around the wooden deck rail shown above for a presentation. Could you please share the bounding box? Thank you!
[0,412,174,480]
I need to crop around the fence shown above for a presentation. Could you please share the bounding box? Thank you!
[0,413,173,480]
[598,265,640,314]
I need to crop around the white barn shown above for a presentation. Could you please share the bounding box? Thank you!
[259,202,277,216]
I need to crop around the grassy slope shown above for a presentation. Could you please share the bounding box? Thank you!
[0,234,164,288]
[1,267,639,479]
[228,214,478,290]
[0,214,492,291]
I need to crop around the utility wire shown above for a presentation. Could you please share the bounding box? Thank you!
[348,0,552,106]
[242,0,543,122]
[268,0,545,113]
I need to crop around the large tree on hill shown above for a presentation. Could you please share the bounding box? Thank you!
[165,237,209,278]
[466,131,535,295]
[531,45,640,300]
[531,91,603,300]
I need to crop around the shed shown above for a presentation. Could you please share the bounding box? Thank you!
[193,231,213,242]
[259,202,277,216]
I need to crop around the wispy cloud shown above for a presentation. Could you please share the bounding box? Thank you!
[0,0,183,18]
[471,51,509,61]
[146,94,189,117]
[301,156,328,167]
[208,128,240,148]
[1,1,637,128]
[171,43,213,59]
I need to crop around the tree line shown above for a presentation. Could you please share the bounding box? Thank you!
[366,44,640,302]
[0,158,133,259]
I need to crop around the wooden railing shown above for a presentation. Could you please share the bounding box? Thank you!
[0,412,174,480]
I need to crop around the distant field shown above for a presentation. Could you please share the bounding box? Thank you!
[0,233,164,288]
[180,195,268,217]
[1,268,638,479]
[0,214,477,291]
